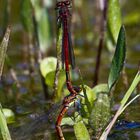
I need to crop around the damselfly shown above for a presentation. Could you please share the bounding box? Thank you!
[55,1,82,139]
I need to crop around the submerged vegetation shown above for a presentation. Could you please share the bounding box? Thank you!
[0,0,140,140]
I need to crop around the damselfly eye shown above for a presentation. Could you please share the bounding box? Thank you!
[64,0,70,6]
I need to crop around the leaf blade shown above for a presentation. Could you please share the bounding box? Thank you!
[108,26,126,90]
[0,105,11,140]
[0,26,11,78]
[107,0,122,43]
[74,121,90,140]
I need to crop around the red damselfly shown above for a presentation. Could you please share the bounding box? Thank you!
[56,0,79,95]
[55,1,82,140]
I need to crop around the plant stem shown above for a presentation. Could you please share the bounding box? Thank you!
[93,0,107,86]
[53,10,63,100]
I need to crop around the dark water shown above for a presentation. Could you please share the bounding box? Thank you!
[0,0,140,140]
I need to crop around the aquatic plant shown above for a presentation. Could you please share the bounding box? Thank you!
[0,27,12,140]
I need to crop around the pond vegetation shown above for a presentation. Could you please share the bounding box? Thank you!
[0,0,140,140]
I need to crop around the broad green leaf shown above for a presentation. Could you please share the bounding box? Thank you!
[80,85,96,108]
[63,113,90,139]
[108,26,126,90]
[40,57,57,78]
[20,0,33,34]
[0,105,11,140]
[0,26,11,78]
[62,111,85,126]
[74,121,90,140]
[80,85,96,116]
[107,0,122,43]
[45,71,55,87]
[2,109,15,124]
[40,57,65,100]
[90,93,110,134]
[45,70,65,88]
[92,84,109,94]
[61,117,75,126]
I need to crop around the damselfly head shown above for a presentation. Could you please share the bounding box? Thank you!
[55,0,71,10]
[64,0,70,6]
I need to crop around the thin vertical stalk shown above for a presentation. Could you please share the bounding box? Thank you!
[53,24,63,99]
[93,0,107,86]
[28,33,35,74]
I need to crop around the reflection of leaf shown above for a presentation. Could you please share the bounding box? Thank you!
[0,26,11,78]
[108,26,126,90]
[74,121,90,140]
[107,0,122,43]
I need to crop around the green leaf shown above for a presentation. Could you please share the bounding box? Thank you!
[40,57,57,77]
[74,121,90,140]
[90,93,110,134]
[107,0,122,43]
[81,85,96,108]
[61,117,75,126]
[40,57,65,100]
[2,109,15,124]
[0,105,11,140]
[45,70,65,88]
[0,26,10,78]
[92,84,109,94]
[80,85,96,116]
[108,26,126,90]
